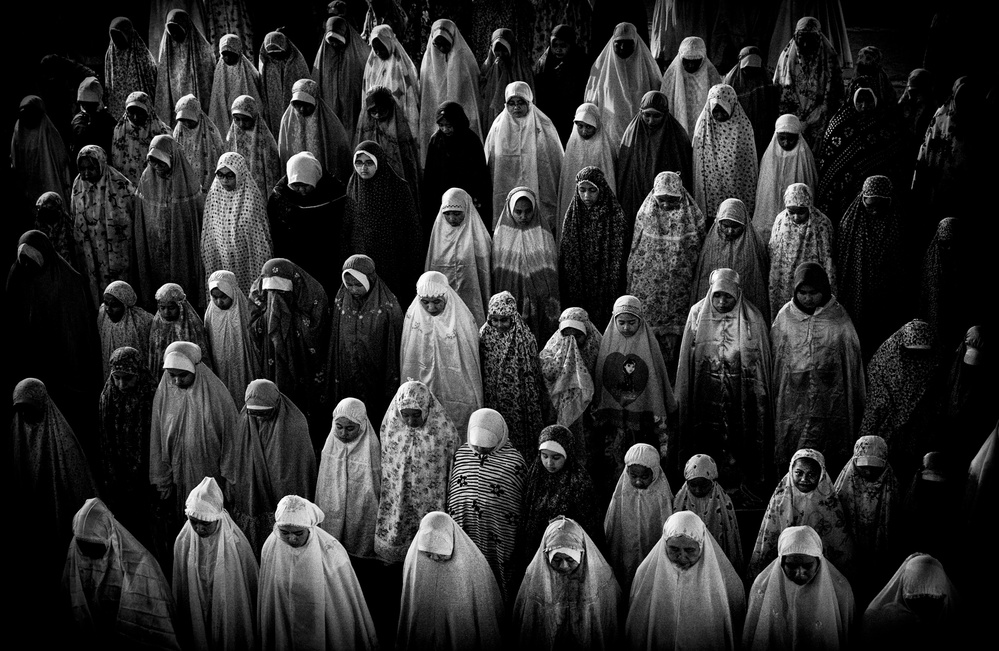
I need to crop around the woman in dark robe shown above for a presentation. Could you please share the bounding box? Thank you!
[328,254,404,428]
[312,16,370,139]
[267,151,348,299]
[898,69,936,156]
[355,86,422,209]
[934,326,998,466]
[533,24,590,145]
[422,102,492,230]
[918,218,979,350]
[723,46,781,161]
[32,191,78,270]
[344,140,423,305]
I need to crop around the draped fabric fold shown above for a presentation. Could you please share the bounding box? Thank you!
[155,9,216,122]
[203,270,258,408]
[208,34,263,135]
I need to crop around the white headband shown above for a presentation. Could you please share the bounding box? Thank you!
[539,440,566,456]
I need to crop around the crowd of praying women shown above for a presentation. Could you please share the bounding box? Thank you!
[7,0,997,649]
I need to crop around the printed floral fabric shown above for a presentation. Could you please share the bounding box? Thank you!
[111,91,171,186]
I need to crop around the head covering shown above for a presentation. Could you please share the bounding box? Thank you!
[539,307,602,430]
[491,186,561,343]
[479,27,535,132]
[604,443,675,589]
[833,435,898,572]
[258,31,312,135]
[147,280,212,378]
[362,24,420,142]
[753,113,818,240]
[202,266,256,407]
[660,36,722,137]
[583,22,661,146]
[355,85,422,209]
[312,16,370,139]
[173,93,226,193]
[105,16,158,120]
[557,103,619,230]
[673,454,744,571]
[419,19,482,157]
[98,279,154,378]
[208,33,263,137]
[225,94,283,200]
[278,78,351,183]
[559,166,629,329]
[375,381,461,563]
[287,151,322,186]
[863,553,961,646]
[154,9,215,128]
[111,90,172,187]
[625,510,746,649]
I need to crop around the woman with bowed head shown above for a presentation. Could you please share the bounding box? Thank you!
[418,18,482,156]
[203,270,257,408]
[448,408,527,600]
[345,140,422,306]
[257,30,311,136]
[155,9,216,124]
[105,16,158,121]
[70,144,136,310]
[313,16,369,139]
[747,448,854,587]
[362,24,420,144]
[660,36,722,138]
[355,86,422,208]
[422,102,493,230]
[753,114,817,243]
[425,187,492,326]
[692,83,759,226]
[556,104,619,232]
[479,28,535,133]
[99,280,153,379]
[771,262,865,474]
[12,96,72,221]
[396,511,505,651]
[626,171,705,372]
[614,91,693,235]
[173,94,225,194]
[603,443,674,591]
[329,255,403,427]
[172,477,258,651]
[723,46,781,161]
[267,151,348,298]
[208,34,263,136]
[247,258,330,446]
[147,282,212,379]
[111,91,171,187]
[225,94,282,201]
[484,81,564,235]
[513,516,622,650]
[743,525,855,651]
[675,268,773,499]
[222,379,318,555]
[534,24,590,146]
[673,454,744,573]
[32,191,77,269]
[692,198,770,323]
[583,22,662,148]
[400,271,483,442]
[558,166,628,330]
[592,295,678,496]
[277,78,352,183]
[315,397,382,560]
[258,495,378,650]
[200,151,273,296]
[491,186,561,344]
[375,381,461,564]
[626,511,746,651]
[131,134,206,311]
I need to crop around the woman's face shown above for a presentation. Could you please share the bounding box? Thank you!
[782,553,819,585]
[711,104,730,122]
[627,464,654,489]
[550,37,569,59]
[189,516,220,538]
[278,525,309,548]
[333,416,362,442]
[437,117,454,136]
[577,182,599,208]
[717,220,744,241]
[148,157,171,179]
[855,464,885,482]
[126,105,147,127]
[292,100,316,118]
[166,22,188,42]
[506,95,530,119]
[540,449,566,474]
[863,196,891,218]
[615,313,640,337]
[372,38,390,60]
[512,197,534,225]
[488,314,513,333]
[613,39,635,59]
[574,120,596,139]
[792,457,821,493]
[158,300,181,321]
[793,31,819,58]
[167,368,196,389]
[787,205,809,224]
[665,534,701,570]
[854,91,876,113]
[492,41,510,60]
[78,156,102,183]
[682,57,702,73]
[795,283,824,313]
[343,273,368,298]
[400,408,426,428]
[354,153,377,180]
[367,102,391,122]
[442,209,465,227]
[776,132,799,151]
[103,293,126,322]
[177,117,198,130]
[233,113,255,130]
[562,326,586,349]
[221,51,239,66]
[215,165,237,191]
[111,371,139,393]
[249,407,277,421]
[641,108,665,129]
[432,32,452,54]
[655,193,681,211]
[425,551,452,562]
[549,551,580,574]
[688,477,714,498]
[420,295,446,316]
[289,181,315,197]
[471,443,495,456]
[712,291,737,313]
[210,287,233,310]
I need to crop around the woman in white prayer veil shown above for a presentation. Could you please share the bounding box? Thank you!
[659,36,721,138]
[753,114,817,239]
[257,495,378,650]
[172,476,258,651]
[418,19,482,157]
[626,510,746,651]
[556,103,618,234]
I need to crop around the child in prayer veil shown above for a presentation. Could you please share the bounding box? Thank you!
[203,270,258,408]
[673,454,743,572]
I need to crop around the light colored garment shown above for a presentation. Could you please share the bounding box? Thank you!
[660,36,722,137]
[224,94,282,200]
[400,271,483,441]
[173,93,225,193]
[484,82,564,234]
[747,449,854,586]
[111,91,171,186]
[64,498,180,649]
[397,512,505,650]
[277,78,352,183]
[201,151,273,295]
[753,114,817,240]
[363,24,420,140]
[425,188,492,326]
[105,17,158,120]
[767,1,853,71]
[419,19,482,157]
[258,496,378,650]
[604,443,674,590]
[692,84,759,221]
[312,16,370,140]
[375,381,461,563]
[539,307,601,430]
[557,103,618,232]
[203,270,258,408]
[513,516,623,650]
[744,525,855,651]
[172,477,258,651]
[583,22,661,147]
[315,398,382,559]
[208,34,263,135]
[147,282,213,378]
[70,145,136,309]
[98,281,154,378]
[257,31,311,135]
[673,454,744,572]
[155,9,216,123]
[626,510,746,651]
